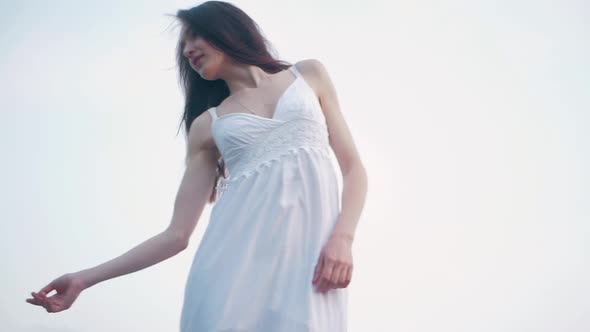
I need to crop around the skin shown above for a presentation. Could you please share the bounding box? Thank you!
[26,27,367,313]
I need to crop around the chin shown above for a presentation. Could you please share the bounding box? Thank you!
[198,67,219,81]
[196,67,208,79]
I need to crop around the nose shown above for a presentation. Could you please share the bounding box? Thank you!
[183,44,195,59]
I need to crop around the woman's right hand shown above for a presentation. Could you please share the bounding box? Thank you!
[26,272,86,313]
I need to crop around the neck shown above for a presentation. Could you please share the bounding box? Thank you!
[222,63,271,95]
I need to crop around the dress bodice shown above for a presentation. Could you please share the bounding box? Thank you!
[207,65,332,194]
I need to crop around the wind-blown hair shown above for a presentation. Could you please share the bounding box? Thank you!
[169,1,292,202]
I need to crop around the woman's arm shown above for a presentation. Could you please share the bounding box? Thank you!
[28,114,219,313]
[297,59,367,293]
[300,59,368,241]
[77,230,186,290]
[75,114,219,290]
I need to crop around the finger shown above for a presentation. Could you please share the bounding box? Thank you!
[340,264,351,287]
[47,301,60,313]
[315,279,327,293]
[32,291,46,298]
[31,292,46,304]
[43,298,57,313]
[342,266,352,288]
[29,292,51,308]
[340,264,352,286]
[317,260,335,292]
[314,267,329,293]
[318,278,334,293]
[343,265,352,287]
[26,297,43,306]
[52,298,66,313]
[332,264,346,288]
[39,282,55,297]
[312,255,324,284]
[322,259,335,283]
[328,264,341,288]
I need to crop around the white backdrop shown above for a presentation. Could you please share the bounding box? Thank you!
[1,0,588,331]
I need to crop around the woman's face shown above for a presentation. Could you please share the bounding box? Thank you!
[181,27,226,80]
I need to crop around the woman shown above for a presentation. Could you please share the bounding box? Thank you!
[26,1,367,331]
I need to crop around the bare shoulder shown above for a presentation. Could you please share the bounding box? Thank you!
[293,59,332,102]
[186,110,220,162]
[295,60,361,176]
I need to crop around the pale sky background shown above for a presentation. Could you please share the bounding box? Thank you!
[1,0,588,331]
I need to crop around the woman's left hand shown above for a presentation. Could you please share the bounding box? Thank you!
[312,232,354,293]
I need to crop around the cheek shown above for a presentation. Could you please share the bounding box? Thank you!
[206,55,224,72]
[198,57,221,79]
[206,51,222,65]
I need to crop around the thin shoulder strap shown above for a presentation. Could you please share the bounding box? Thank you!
[207,107,218,122]
[289,64,300,78]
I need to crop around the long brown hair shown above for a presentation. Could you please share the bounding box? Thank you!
[170,1,292,202]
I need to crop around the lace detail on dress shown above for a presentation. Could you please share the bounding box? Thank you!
[214,118,331,198]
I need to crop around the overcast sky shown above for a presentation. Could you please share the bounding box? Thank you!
[1,0,588,331]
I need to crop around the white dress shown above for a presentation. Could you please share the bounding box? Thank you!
[180,65,348,331]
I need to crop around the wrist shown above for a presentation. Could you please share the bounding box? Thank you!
[73,269,95,291]
[331,231,354,242]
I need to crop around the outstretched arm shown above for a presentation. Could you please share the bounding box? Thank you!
[27,113,219,312]
[77,115,219,289]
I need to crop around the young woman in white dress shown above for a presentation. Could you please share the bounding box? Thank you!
[26,1,367,330]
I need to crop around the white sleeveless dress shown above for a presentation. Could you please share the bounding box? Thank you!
[180,65,348,331]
